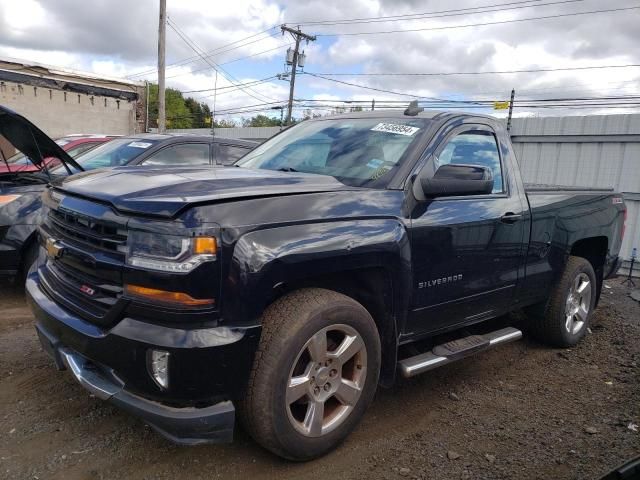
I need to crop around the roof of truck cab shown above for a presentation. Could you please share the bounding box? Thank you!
[313,109,500,124]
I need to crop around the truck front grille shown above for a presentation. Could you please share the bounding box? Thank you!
[48,209,127,260]
[42,206,127,327]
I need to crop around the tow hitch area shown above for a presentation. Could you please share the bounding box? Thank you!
[398,327,523,378]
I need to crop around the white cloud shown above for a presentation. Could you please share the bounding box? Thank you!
[0,0,638,118]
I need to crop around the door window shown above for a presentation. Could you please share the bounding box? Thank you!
[217,144,250,165]
[437,132,504,193]
[142,143,210,166]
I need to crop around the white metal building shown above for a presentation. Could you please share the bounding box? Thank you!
[510,114,640,272]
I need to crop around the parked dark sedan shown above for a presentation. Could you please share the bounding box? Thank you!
[51,133,257,174]
[0,106,257,284]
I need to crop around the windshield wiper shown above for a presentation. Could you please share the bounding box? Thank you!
[277,167,298,172]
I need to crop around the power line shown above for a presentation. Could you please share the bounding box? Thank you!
[305,72,489,102]
[164,99,640,121]
[290,0,583,26]
[309,64,640,77]
[180,76,277,93]
[127,26,281,78]
[299,94,640,103]
[289,0,542,24]
[305,67,640,102]
[166,19,270,106]
[313,5,640,36]
[166,18,277,104]
[164,44,290,80]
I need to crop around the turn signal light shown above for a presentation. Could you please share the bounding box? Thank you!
[193,236,217,254]
[0,194,21,206]
[125,284,214,307]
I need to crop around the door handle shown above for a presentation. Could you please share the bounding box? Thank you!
[500,212,522,224]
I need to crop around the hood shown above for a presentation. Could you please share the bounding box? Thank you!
[55,166,348,217]
[0,105,83,173]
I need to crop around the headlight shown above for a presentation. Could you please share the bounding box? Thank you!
[0,195,21,206]
[126,231,217,273]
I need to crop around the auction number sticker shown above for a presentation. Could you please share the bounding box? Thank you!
[371,123,420,136]
[128,141,153,149]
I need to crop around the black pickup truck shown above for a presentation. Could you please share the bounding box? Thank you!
[26,108,626,460]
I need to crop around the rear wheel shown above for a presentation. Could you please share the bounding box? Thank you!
[240,288,381,460]
[526,256,596,347]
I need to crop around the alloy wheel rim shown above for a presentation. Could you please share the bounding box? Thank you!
[286,323,367,437]
[564,272,591,335]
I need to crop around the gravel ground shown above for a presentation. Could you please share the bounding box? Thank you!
[1,279,638,480]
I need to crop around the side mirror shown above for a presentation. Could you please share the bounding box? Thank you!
[420,163,494,197]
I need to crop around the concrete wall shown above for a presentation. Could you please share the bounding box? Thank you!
[1,81,138,138]
[0,57,146,144]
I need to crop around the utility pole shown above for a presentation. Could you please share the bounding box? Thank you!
[144,80,149,133]
[506,88,515,132]
[157,0,167,133]
[281,25,315,125]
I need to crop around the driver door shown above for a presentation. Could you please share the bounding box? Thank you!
[406,124,527,336]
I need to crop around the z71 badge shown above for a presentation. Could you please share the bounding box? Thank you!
[418,274,463,289]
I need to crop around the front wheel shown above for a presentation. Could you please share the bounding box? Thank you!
[527,256,597,347]
[239,288,381,460]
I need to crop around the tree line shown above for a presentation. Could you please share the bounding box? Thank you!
[147,84,282,129]
[146,83,364,129]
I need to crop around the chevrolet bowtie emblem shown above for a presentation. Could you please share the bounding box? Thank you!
[45,238,65,260]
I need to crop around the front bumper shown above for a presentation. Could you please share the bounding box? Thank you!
[36,324,234,444]
[26,271,259,445]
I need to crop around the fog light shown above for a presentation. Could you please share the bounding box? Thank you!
[147,349,170,389]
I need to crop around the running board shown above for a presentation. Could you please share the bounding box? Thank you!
[398,327,522,378]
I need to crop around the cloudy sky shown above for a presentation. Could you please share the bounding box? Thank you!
[0,0,639,120]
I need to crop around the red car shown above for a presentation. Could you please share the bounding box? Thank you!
[0,134,117,173]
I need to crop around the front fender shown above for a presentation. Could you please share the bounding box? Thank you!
[221,219,411,329]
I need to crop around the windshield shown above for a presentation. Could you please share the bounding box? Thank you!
[236,117,430,187]
[51,138,159,174]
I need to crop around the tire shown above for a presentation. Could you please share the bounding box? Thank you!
[526,256,597,347]
[239,288,381,461]
[18,241,39,287]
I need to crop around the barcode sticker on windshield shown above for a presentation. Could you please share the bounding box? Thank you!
[128,141,153,149]
[371,123,420,136]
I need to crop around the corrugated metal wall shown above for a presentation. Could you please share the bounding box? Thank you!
[510,114,640,272]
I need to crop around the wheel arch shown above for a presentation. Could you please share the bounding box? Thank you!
[223,219,412,387]
[270,267,401,388]
[569,236,608,306]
